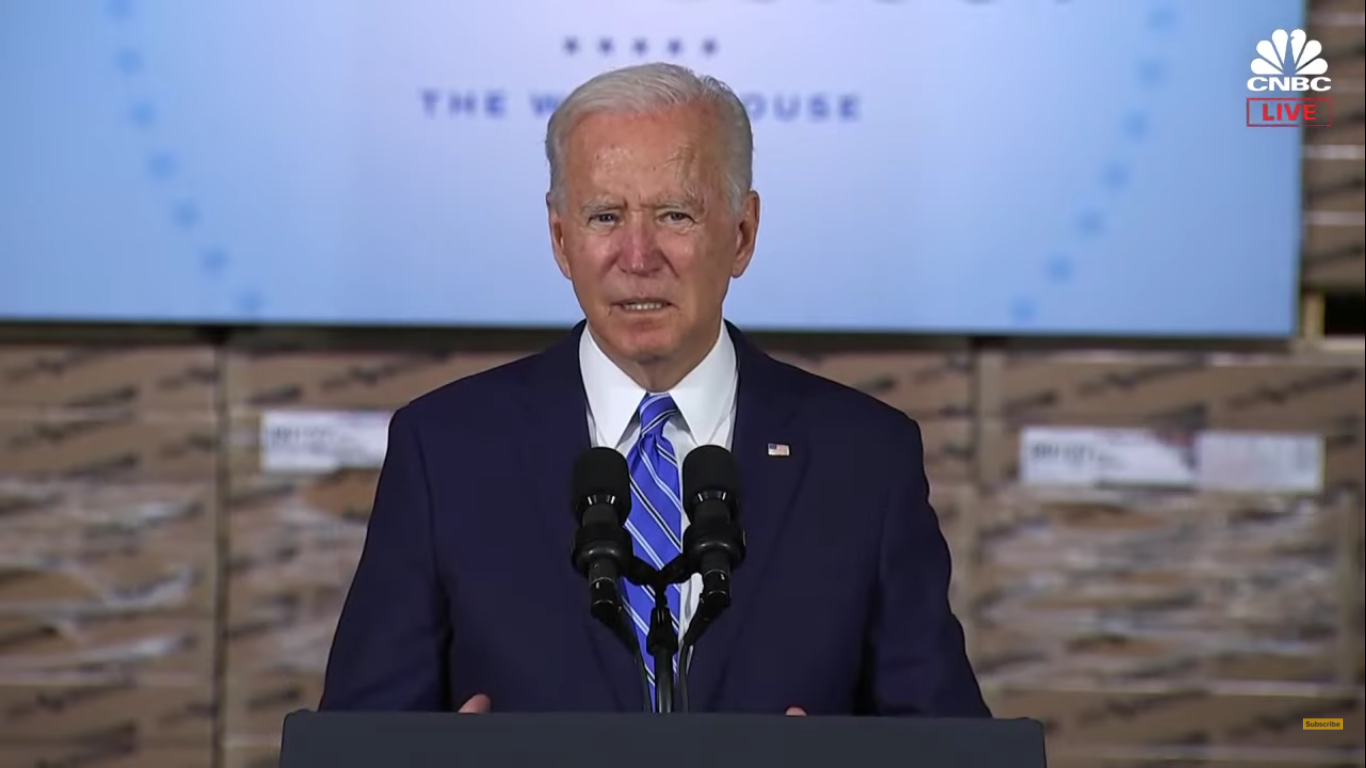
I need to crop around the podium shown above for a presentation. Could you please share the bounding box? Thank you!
[279,710,1048,767]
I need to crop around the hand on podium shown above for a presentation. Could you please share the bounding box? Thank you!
[785,707,806,716]
[458,694,491,714]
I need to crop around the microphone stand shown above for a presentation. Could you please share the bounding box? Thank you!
[646,589,678,713]
[618,560,739,713]
[623,556,669,712]
[629,555,695,713]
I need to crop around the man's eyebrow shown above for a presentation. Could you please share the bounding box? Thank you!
[579,197,620,215]
[578,193,707,215]
[647,190,706,211]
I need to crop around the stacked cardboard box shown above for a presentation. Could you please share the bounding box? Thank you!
[219,344,529,765]
[1301,7,1366,293]
[4,335,1358,765]
[975,349,1366,765]
[976,349,1366,493]
[0,345,219,768]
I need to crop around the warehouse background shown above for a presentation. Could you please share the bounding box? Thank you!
[1,6,1364,768]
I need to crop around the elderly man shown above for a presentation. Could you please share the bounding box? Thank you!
[318,62,988,717]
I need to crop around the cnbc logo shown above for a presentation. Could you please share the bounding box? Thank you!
[1247,28,1332,92]
[1245,28,1333,128]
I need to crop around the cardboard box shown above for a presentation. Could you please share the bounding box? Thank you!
[1306,91,1366,152]
[223,531,354,681]
[986,686,1364,758]
[223,348,529,409]
[0,411,218,482]
[223,671,324,743]
[767,350,974,420]
[981,351,1364,425]
[978,415,1365,493]
[1304,149,1366,216]
[0,743,211,768]
[1303,220,1366,291]
[987,414,1362,493]
[0,345,216,411]
[1307,17,1364,82]
[222,744,285,768]
[967,488,1353,688]
[0,612,214,682]
[917,419,974,487]
[0,679,215,745]
[0,481,217,616]
[1354,502,1364,687]
[225,472,374,546]
[223,472,368,668]
[0,600,215,744]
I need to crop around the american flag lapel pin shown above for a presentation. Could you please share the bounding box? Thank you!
[766,443,790,457]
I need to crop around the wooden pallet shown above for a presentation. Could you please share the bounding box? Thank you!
[1300,288,1366,351]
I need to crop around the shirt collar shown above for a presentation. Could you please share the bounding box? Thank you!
[579,322,737,447]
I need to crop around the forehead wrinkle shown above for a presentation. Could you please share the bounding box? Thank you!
[580,150,710,211]
[565,112,727,212]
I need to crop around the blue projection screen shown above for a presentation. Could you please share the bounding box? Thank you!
[0,0,1303,336]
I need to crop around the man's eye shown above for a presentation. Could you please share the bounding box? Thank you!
[664,212,691,222]
[591,213,617,224]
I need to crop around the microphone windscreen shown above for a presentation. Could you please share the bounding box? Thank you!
[571,446,630,523]
[682,444,740,513]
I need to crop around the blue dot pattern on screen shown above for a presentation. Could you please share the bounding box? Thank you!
[1011,0,1173,329]
[107,2,731,323]
[107,0,260,318]
[106,0,1177,330]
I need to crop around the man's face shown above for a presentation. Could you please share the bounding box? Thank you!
[548,105,759,372]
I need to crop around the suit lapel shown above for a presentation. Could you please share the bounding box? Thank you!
[687,323,808,710]
[517,322,643,711]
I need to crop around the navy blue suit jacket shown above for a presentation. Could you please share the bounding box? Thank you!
[318,322,989,716]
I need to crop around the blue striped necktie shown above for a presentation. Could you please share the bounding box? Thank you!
[623,392,684,705]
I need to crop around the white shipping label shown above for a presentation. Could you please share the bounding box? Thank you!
[1019,426,1197,488]
[260,410,392,473]
[1195,431,1323,493]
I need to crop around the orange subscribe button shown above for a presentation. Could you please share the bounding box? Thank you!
[1302,718,1343,730]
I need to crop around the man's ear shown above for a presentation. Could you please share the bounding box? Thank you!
[547,192,572,279]
[730,190,761,278]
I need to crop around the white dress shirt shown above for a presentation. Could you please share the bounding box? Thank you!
[579,322,738,638]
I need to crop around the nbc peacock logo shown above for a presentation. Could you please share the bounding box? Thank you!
[1247,28,1333,92]
[1245,28,1333,128]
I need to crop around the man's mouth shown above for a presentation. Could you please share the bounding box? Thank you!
[617,300,669,312]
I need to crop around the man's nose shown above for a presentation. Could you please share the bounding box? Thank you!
[618,218,662,274]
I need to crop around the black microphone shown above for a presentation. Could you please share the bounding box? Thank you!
[568,447,653,712]
[681,444,746,610]
[677,444,746,712]
[569,447,632,626]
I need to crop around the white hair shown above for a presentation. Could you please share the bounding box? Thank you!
[545,62,753,212]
